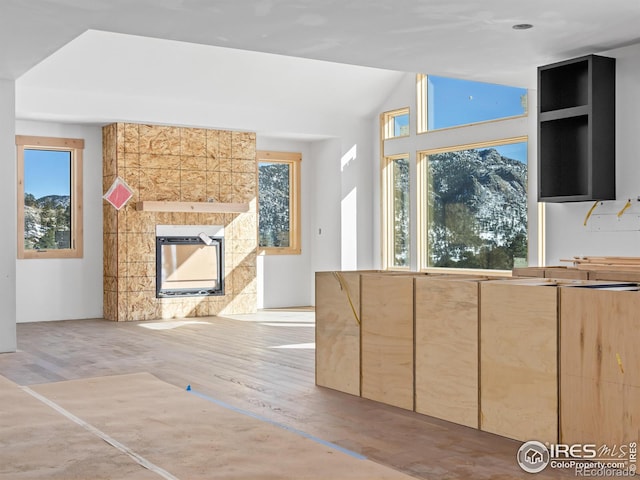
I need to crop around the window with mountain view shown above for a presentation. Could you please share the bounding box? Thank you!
[16,135,84,259]
[257,150,301,255]
[419,138,528,270]
[383,155,410,268]
[380,74,530,272]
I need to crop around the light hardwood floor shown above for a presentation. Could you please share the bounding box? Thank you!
[0,311,574,479]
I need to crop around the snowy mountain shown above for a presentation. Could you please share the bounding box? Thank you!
[35,195,71,209]
[428,148,527,269]
[23,194,71,250]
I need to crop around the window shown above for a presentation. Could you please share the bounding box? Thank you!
[382,155,410,269]
[257,150,301,255]
[417,74,527,132]
[382,108,410,139]
[16,135,84,259]
[418,138,528,271]
[381,75,531,272]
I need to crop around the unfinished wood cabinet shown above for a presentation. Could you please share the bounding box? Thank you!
[480,280,559,443]
[511,267,546,278]
[587,269,640,282]
[512,266,588,280]
[316,269,639,445]
[560,286,640,445]
[360,273,415,410]
[315,271,363,396]
[414,276,483,428]
[543,267,588,280]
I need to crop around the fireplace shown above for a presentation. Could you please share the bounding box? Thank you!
[155,225,224,298]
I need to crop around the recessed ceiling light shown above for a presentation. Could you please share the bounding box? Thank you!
[512,23,534,30]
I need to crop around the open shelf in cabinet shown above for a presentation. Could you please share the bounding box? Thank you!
[537,54,615,202]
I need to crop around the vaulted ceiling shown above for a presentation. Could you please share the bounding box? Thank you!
[4,0,640,84]
[4,1,640,134]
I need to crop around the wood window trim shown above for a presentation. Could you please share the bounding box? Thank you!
[382,107,410,140]
[16,135,84,259]
[381,154,411,270]
[257,150,301,255]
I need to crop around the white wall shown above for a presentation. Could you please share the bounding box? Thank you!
[545,43,640,264]
[15,120,103,322]
[345,125,377,271]
[0,80,17,351]
[311,138,343,274]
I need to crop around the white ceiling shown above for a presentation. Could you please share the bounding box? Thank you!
[4,0,640,134]
[9,13,411,138]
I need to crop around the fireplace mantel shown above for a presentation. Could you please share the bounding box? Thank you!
[136,201,250,213]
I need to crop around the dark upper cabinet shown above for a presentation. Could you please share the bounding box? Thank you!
[538,54,616,202]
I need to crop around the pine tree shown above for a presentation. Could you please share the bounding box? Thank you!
[37,228,57,249]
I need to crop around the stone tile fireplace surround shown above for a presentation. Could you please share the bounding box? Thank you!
[102,123,257,321]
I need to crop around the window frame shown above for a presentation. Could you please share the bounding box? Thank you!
[381,107,410,139]
[256,150,301,255]
[417,136,528,274]
[381,153,411,270]
[16,135,84,259]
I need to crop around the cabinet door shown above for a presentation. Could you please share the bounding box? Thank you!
[560,287,640,445]
[415,277,480,428]
[315,271,361,396]
[480,282,558,443]
[360,274,414,410]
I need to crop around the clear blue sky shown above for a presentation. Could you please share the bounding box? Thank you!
[23,149,71,199]
[395,114,409,134]
[492,142,528,164]
[428,75,526,127]
[428,75,528,162]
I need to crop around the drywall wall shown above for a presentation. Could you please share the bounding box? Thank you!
[343,124,376,271]
[310,138,343,276]
[544,43,640,265]
[15,120,103,323]
[0,80,17,351]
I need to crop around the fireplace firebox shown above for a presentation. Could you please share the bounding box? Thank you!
[155,225,224,298]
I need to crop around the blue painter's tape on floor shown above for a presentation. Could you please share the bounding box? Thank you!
[185,386,367,461]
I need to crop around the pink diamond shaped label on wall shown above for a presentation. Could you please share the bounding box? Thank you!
[103,176,134,210]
